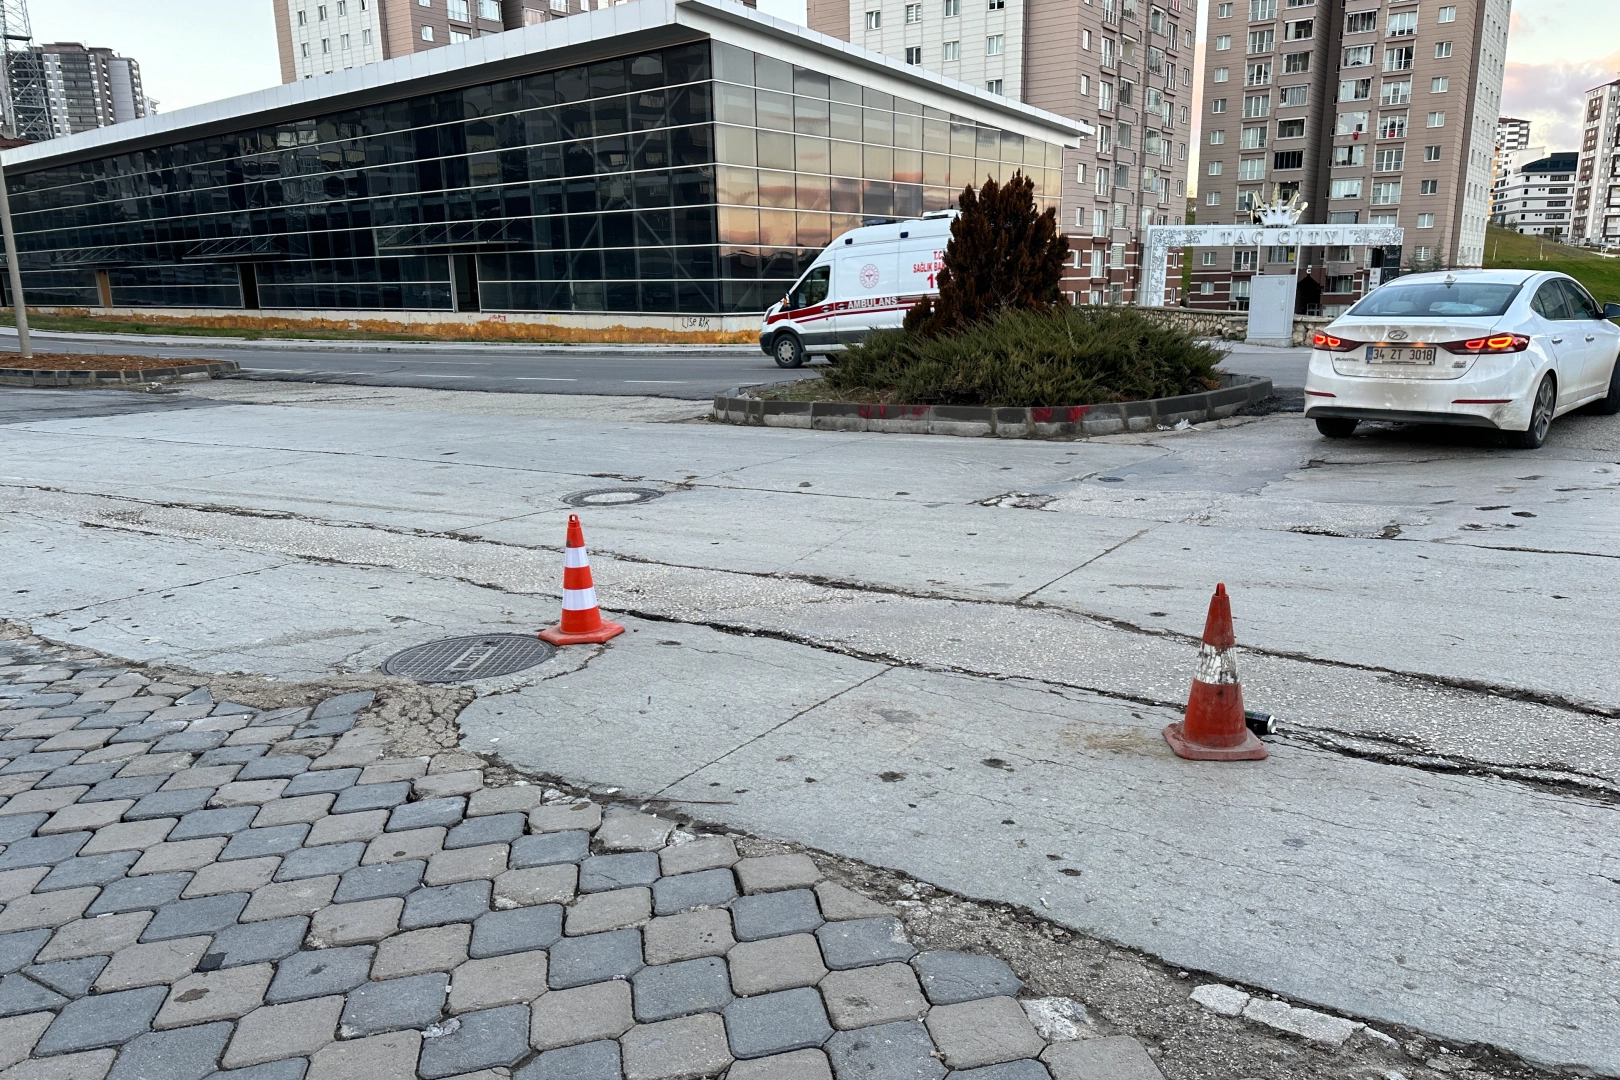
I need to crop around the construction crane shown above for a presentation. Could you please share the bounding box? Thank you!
[0,0,51,142]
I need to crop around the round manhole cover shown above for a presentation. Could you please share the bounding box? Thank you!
[382,634,556,683]
[562,487,664,508]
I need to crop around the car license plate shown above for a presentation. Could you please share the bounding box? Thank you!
[1366,345,1436,365]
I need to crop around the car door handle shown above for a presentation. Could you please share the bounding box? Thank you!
[1586,335,1597,342]
[1551,336,1563,343]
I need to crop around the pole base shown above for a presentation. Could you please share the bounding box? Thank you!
[539,621,625,646]
[1162,721,1269,761]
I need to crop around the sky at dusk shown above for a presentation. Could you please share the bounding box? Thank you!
[27,0,1620,160]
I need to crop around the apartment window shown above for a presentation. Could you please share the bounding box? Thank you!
[1148,46,1165,74]
[1214,67,1230,82]
[905,46,922,64]
[1414,245,1432,261]
[1215,35,1231,51]
[905,3,922,21]
[1241,124,1266,148]
[337,0,347,11]
[1424,145,1441,162]
[1332,145,1364,166]
[340,33,350,49]
[1285,20,1312,40]
[1234,250,1257,271]
[318,3,328,18]
[419,0,430,5]
[1117,122,1132,148]
[1274,150,1303,170]
[1080,74,1090,94]
[1243,93,1271,117]
[1345,10,1374,33]
[943,40,960,60]
[1343,46,1372,67]
[1217,2,1232,15]
[1381,80,1411,105]
[1387,11,1417,36]
[1325,275,1354,293]
[1206,189,1223,205]
[1277,118,1304,138]
[1102,38,1116,65]
[1421,179,1439,194]
[1249,0,1276,19]
[479,0,499,15]
[450,30,469,42]
[1340,79,1371,101]
[362,28,372,42]
[1209,129,1226,144]
[1375,147,1404,171]
[1330,178,1363,199]
[1202,251,1217,266]
[1384,46,1414,72]
[1371,181,1401,205]
[1113,202,1127,228]
[986,34,1004,55]
[1280,86,1308,107]
[1151,6,1167,32]
[1283,52,1310,73]
[1181,106,1191,123]
[1427,111,1446,127]
[297,9,308,24]
[1380,113,1407,138]
[1431,77,1449,93]
[1438,5,1456,22]
[421,25,433,39]
[1096,168,1111,195]
[1098,126,1111,151]
[1208,161,1224,175]
[1110,243,1126,269]
[1247,30,1274,54]
[1211,98,1228,113]
[944,0,960,14]
[1099,82,1113,109]
[865,10,881,29]
[300,41,310,56]
[1239,158,1266,179]
[1328,211,1359,223]
[1245,63,1271,86]
[1417,213,1435,228]
[1142,166,1159,192]
[1434,41,1453,58]
[988,0,1004,8]
[1076,163,1087,185]
[986,79,1004,93]
[1091,247,1105,275]
[448,0,469,20]
[321,37,331,52]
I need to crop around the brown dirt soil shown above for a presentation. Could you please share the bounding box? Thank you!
[0,351,219,372]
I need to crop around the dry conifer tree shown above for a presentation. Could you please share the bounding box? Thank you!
[904,171,1070,337]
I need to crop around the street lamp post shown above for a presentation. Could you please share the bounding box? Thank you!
[0,154,32,360]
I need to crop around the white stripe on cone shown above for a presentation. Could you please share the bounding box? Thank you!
[565,547,590,568]
[562,587,598,610]
[1193,642,1240,685]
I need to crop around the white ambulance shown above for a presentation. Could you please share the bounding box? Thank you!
[759,210,956,368]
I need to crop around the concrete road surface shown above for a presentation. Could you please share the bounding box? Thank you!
[1,379,1615,1074]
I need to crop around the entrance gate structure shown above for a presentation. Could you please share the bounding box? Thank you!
[1139,199,1403,346]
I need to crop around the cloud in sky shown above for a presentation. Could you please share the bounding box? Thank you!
[1502,50,1620,153]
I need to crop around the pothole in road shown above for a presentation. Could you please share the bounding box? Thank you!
[382,633,556,683]
[562,487,665,508]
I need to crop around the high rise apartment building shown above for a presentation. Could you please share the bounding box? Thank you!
[1493,149,1576,236]
[36,43,147,138]
[1572,79,1620,247]
[1190,0,1509,314]
[275,0,753,82]
[1495,114,1529,153]
[807,0,1196,305]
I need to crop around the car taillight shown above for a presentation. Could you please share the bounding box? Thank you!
[1440,333,1531,355]
[1312,332,1361,352]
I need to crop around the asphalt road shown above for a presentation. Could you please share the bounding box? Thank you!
[3,330,815,399]
[4,329,1313,398]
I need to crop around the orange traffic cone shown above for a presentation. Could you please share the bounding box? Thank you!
[539,515,625,646]
[1163,583,1267,761]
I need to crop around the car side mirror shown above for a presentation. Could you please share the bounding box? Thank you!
[1605,302,1620,321]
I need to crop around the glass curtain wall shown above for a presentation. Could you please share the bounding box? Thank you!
[8,40,1062,315]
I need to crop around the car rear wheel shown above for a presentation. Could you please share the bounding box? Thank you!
[1594,352,1620,415]
[1507,373,1556,449]
[772,333,805,369]
[1315,417,1359,438]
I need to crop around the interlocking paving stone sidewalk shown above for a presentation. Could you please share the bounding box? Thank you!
[0,639,1156,1080]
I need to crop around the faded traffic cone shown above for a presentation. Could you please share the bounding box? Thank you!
[539,515,625,646]
[1163,583,1268,761]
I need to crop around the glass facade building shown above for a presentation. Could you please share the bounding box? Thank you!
[5,0,1075,319]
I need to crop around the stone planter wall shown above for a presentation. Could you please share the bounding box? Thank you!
[0,360,240,388]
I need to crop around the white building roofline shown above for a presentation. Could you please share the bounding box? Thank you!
[4,0,1084,173]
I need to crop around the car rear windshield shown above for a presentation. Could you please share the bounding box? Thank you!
[1348,281,1521,318]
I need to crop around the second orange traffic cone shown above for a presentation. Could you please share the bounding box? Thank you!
[539,515,625,646]
[1163,583,1267,761]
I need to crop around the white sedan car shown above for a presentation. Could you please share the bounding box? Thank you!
[1303,269,1620,448]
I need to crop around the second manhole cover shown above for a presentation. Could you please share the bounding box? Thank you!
[382,634,556,683]
[562,487,664,508]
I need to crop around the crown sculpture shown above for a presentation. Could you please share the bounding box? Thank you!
[1252,185,1308,227]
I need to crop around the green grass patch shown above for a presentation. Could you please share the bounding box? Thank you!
[817,306,1223,408]
[1484,225,1620,302]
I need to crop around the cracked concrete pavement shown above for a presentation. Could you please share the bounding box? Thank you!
[1,379,1617,1075]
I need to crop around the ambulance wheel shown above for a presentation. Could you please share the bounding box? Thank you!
[772,333,806,368]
